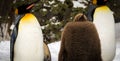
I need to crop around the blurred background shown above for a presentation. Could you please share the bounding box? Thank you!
[0,0,120,43]
[0,0,120,61]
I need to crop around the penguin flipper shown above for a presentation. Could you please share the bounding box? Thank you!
[44,42,51,61]
[10,31,16,61]
[10,15,24,61]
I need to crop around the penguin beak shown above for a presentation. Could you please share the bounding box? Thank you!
[26,4,35,10]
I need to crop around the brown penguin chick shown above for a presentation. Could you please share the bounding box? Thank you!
[58,13,102,61]
[44,42,51,61]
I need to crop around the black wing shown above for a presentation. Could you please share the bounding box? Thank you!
[10,15,24,61]
[10,27,17,61]
[86,4,96,22]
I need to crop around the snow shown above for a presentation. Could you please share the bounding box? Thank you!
[1,23,120,61]
[48,23,120,61]
[113,23,120,61]
[48,42,60,61]
[59,0,86,8]
[0,41,10,61]
[73,1,86,8]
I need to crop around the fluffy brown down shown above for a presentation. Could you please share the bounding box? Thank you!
[44,42,51,61]
[58,14,102,61]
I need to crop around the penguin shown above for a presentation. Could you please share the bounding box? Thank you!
[85,2,97,22]
[10,1,51,61]
[59,13,102,61]
[92,0,116,61]
[44,41,51,61]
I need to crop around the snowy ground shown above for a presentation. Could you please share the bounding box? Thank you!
[48,42,60,61]
[0,41,10,61]
[0,23,120,61]
[113,23,120,61]
[48,23,120,61]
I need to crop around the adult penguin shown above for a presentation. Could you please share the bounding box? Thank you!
[92,0,116,61]
[10,0,51,61]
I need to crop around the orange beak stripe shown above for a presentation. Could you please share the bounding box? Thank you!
[104,0,107,2]
[26,4,34,10]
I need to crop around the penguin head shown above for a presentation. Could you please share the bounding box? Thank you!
[92,0,107,5]
[73,13,88,22]
[15,3,34,15]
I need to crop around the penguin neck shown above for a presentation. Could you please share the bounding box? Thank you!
[97,5,107,7]
[20,13,37,24]
[14,13,44,61]
[18,13,41,32]
[95,5,110,12]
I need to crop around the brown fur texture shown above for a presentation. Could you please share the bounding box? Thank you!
[73,13,87,22]
[58,13,102,61]
[44,42,51,61]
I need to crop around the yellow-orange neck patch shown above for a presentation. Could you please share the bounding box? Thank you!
[18,13,38,31]
[96,6,110,12]
[20,13,36,24]
[94,6,111,18]
[15,9,18,15]
[92,0,97,5]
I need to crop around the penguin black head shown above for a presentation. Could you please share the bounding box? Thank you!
[92,0,107,5]
[15,3,34,15]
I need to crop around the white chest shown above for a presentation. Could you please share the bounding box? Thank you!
[93,8,116,61]
[14,21,44,61]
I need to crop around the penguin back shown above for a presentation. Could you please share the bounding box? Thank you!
[59,13,102,61]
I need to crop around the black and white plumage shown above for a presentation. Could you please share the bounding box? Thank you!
[92,0,116,61]
[10,1,51,61]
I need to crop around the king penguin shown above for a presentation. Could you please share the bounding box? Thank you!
[59,13,102,61]
[92,0,116,61]
[10,1,51,61]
